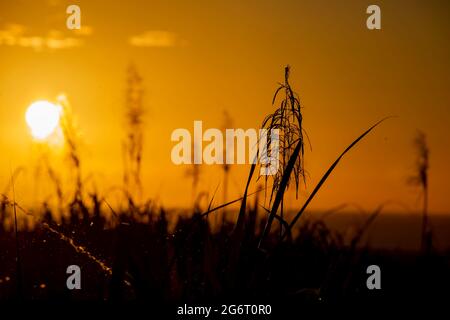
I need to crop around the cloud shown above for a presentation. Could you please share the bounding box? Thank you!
[0,24,26,45]
[73,25,94,36]
[45,37,82,49]
[0,24,87,51]
[129,31,180,47]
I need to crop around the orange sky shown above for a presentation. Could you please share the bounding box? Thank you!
[0,0,449,214]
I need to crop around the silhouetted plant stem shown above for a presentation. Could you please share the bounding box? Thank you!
[258,66,305,248]
[11,170,22,299]
[409,131,430,253]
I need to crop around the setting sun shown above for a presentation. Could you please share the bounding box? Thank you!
[25,100,61,140]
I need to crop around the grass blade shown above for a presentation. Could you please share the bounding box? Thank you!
[259,138,302,248]
[283,117,392,240]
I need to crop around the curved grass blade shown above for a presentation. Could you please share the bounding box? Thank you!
[282,117,393,240]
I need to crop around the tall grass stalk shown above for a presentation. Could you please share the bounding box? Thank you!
[258,66,306,247]
[10,169,22,298]
[409,130,430,252]
[221,110,233,226]
[58,94,83,199]
[186,140,201,208]
[123,64,145,204]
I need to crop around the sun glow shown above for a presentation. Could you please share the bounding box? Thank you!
[25,100,62,140]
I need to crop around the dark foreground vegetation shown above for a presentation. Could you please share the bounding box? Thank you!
[0,197,448,313]
[0,66,448,315]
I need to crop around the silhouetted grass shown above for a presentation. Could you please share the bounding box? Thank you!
[0,195,448,306]
[0,66,447,310]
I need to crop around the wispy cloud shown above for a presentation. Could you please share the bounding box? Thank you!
[0,24,91,51]
[129,30,181,48]
[73,25,94,36]
[0,24,26,45]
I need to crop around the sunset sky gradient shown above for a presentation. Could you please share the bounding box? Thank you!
[0,0,449,214]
